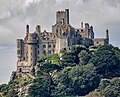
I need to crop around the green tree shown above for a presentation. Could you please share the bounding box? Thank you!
[96,77,120,97]
[90,45,120,78]
[28,77,51,97]
[54,65,100,96]
[79,50,90,65]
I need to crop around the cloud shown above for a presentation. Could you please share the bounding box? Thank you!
[0,0,120,46]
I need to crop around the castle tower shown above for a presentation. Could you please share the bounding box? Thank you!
[56,9,69,24]
[85,23,89,38]
[26,33,38,68]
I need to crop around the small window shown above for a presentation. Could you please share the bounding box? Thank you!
[43,44,46,48]
[38,45,39,48]
[53,44,55,48]
[48,50,51,54]
[38,51,39,54]
[19,68,22,72]
[97,41,99,44]
[43,50,46,55]
[48,44,51,48]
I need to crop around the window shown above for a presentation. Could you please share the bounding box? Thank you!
[48,44,51,48]
[38,45,39,48]
[48,50,51,54]
[17,50,20,55]
[97,41,99,44]
[43,44,46,48]
[38,51,39,54]
[43,50,46,55]
[53,44,55,48]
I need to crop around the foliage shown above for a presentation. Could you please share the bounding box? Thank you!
[38,54,60,64]
[28,77,51,97]
[96,77,120,97]
[79,50,91,65]
[53,65,100,96]
[89,45,120,78]
[1,44,120,97]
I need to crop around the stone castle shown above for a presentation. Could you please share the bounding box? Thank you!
[17,9,109,73]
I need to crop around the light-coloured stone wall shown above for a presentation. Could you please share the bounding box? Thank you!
[94,38,105,46]
[55,38,68,53]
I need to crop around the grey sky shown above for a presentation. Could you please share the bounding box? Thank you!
[0,0,120,84]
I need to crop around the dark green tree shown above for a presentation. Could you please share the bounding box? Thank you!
[28,77,51,97]
[90,45,120,78]
[79,50,90,65]
[54,65,100,96]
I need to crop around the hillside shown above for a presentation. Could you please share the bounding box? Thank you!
[0,44,120,97]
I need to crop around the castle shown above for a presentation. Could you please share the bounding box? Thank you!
[17,9,109,73]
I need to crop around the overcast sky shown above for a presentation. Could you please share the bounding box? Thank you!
[0,0,120,84]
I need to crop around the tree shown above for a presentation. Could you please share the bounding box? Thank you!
[28,77,51,97]
[54,65,100,96]
[96,77,120,97]
[90,45,120,78]
[60,52,79,67]
[79,50,90,65]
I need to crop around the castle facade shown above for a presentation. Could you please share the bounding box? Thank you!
[17,9,109,73]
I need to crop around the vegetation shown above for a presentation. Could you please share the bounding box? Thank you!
[0,44,120,97]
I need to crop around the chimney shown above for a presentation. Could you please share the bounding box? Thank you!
[106,29,109,38]
[65,9,69,24]
[36,25,41,33]
[81,22,83,28]
[26,25,29,35]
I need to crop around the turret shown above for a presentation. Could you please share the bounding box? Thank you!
[90,26,94,39]
[85,23,89,38]
[27,33,38,68]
